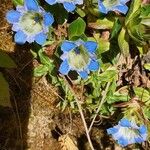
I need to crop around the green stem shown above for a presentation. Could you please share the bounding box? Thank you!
[88,82,111,133]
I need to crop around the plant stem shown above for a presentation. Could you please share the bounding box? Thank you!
[62,76,95,150]
[88,82,111,133]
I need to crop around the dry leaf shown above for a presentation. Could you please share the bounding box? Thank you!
[59,134,78,150]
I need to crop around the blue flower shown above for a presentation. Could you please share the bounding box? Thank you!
[59,40,99,79]
[6,0,54,45]
[45,0,83,12]
[98,0,130,14]
[107,118,148,147]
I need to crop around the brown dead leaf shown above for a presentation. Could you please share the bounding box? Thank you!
[58,134,78,150]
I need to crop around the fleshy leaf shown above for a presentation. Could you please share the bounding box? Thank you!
[68,17,86,40]
[0,50,17,68]
[0,73,11,107]
[118,28,129,57]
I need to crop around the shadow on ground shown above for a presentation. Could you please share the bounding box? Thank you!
[0,44,32,149]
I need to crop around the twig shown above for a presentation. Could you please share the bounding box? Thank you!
[88,82,111,133]
[11,91,23,150]
[62,76,95,150]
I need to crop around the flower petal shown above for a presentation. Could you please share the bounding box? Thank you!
[119,118,131,127]
[63,2,76,12]
[120,0,130,4]
[78,71,88,79]
[59,60,70,75]
[24,0,39,11]
[6,10,21,23]
[114,4,128,14]
[61,41,77,52]
[35,32,47,45]
[12,23,20,31]
[98,0,108,14]
[60,52,68,61]
[14,30,27,44]
[107,127,118,134]
[88,60,99,71]
[75,0,83,5]
[26,36,35,43]
[118,137,128,147]
[135,137,144,143]
[84,41,97,53]
[45,0,56,5]
[139,125,147,134]
[43,12,54,26]
[16,6,26,12]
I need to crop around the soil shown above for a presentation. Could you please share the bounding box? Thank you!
[0,1,149,150]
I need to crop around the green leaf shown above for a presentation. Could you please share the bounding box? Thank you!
[127,9,146,45]
[143,107,150,119]
[125,0,141,25]
[68,17,86,40]
[0,50,17,68]
[0,73,11,107]
[89,18,114,30]
[13,0,24,6]
[30,49,37,58]
[33,65,49,77]
[110,18,122,39]
[38,49,53,68]
[144,63,150,71]
[97,38,110,54]
[76,8,86,17]
[140,4,150,17]
[141,17,150,26]
[134,87,150,102]
[98,68,118,82]
[107,92,129,104]
[118,28,129,56]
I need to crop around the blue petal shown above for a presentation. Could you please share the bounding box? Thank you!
[119,118,131,127]
[6,10,21,23]
[88,60,99,71]
[25,0,39,11]
[98,0,108,14]
[135,137,144,143]
[118,137,128,147]
[63,2,76,12]
[61,41,77,52]
[14,30,27,44]
[84,41,98,53]
[139,125,147,134]
[43,12,54,26]
[35,32,47,45]
[45,0,56,5]
[59,60,70,75]
[113,4,128,14]
[107,127,118,134]
[78,71,88,79]
[120,0,130,4]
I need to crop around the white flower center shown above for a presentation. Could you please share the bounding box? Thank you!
[68,45,89,70]
[103,0,119,8]
[118,126,140,141]
[19,12,43,35]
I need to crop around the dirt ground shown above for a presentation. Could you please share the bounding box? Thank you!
[0,1,88,150]
[0,1,149,150]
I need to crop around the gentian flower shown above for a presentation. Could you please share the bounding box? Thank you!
[59,40,99,79]
[98,0,130,14]
[45,0,83,12]
[6,0,54,45]
[107,118,147,147]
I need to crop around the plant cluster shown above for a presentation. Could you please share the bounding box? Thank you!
[5,0,150,149]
